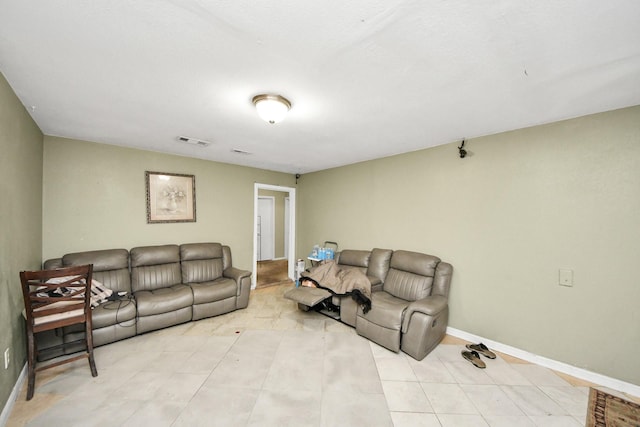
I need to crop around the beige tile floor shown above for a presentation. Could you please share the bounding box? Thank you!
[4,284,627,426]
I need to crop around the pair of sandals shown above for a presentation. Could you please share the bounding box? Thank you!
[461,343,496,369]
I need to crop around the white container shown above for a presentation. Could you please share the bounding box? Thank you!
[295,259,305,287]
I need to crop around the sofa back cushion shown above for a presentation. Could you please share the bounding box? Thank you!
[130,245,181,292]
[222,246,232,270]
[336,250,370,275]
[383,250,440,301]
[180,243,224,283]
[432,262,453,298]
[62,249,131,293]
[368,248,393,284]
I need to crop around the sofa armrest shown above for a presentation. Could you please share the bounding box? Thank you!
[366,275,383,292]
[224,267,252,309]
[401,295,448,333]
[43,258,63,269]
[224,267,251,284]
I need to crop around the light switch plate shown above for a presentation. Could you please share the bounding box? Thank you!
[559,269,573,287]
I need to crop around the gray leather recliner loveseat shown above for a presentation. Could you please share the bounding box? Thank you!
[38,242,251,360]
[286,248,452,360]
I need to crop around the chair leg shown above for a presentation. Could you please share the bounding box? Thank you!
[85,323,98,377]
[26,332,36,401]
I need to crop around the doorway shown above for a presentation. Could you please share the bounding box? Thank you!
[253,184,296,289]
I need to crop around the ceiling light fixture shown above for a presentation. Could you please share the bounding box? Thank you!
[252,94,291,124]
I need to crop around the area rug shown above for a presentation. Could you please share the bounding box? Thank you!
[586,387,640,427]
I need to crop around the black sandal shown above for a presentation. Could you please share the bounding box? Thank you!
[461,350,486,368]
[465,343,496,359]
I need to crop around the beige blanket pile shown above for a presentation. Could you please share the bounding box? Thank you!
[301,261,372,312]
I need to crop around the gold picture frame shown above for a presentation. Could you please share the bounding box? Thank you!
[145,171,196,223]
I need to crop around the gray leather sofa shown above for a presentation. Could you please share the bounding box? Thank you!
[38,242,251,360]
[286,248,452,360]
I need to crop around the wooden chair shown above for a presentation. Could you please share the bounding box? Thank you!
[19,264,98,400]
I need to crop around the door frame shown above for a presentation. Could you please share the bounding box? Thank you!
[284,196,290,259]
[253,183,296,289]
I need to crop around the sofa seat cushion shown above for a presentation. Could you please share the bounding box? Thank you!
[92,299,137,329]
[191,278,236,304]
[135,284,193,316]
[358,291,410,331]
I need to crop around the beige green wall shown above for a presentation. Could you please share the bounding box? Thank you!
[42,137,295,271]
[297,106,640,386]
[0,73,43,409]
[258,189,287,259]
[3,72,638,411]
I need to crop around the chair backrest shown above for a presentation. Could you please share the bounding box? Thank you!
[62,249,131,293]
[20,264,94,333]
[383,250,441,301]
[130,244,181,292]
[180,243,224,283]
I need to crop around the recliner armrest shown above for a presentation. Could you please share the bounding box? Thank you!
[402,295,448,333]
[224,267,252,297]
[224,267,251,283]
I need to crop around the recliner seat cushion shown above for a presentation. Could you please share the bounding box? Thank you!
[358,292,410,331]
[91,299,137,328]
[135,284,193,316]
[191,278,236,304]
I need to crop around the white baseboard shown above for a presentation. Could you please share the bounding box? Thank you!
[0,363,26,427]
[447,327,640,397]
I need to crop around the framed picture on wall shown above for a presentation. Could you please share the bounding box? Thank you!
[145,171,196,223]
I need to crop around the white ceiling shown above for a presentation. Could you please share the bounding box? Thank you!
[1,1,639,174]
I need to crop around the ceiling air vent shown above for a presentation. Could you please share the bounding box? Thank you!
[177,136,212,147]
[231,149,252,155]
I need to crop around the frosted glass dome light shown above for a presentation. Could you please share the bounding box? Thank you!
[252,94,291,124]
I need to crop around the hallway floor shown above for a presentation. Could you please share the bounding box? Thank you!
[256,259,292,288]
[5,284,625,426]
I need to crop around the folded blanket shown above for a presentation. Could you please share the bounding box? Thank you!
[301,261,372,313]
[40,277,113,309]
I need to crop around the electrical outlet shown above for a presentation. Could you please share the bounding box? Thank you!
[559,269,573,287]
[3,348,9,369]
